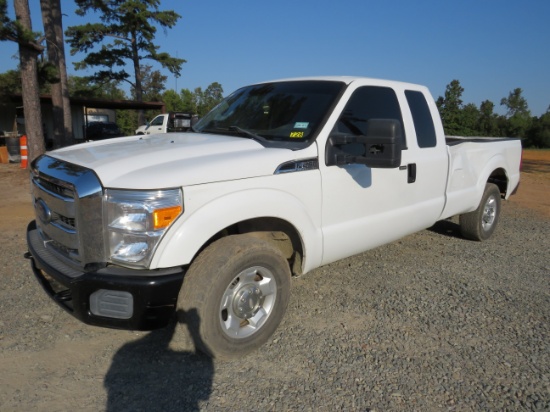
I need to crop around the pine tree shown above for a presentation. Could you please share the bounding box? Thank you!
[66,0,186,125]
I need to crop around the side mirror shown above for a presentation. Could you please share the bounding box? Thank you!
[325,119,402,168]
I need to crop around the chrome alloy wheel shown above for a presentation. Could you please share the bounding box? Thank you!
[482,195,497,231]
[219,266,277,339]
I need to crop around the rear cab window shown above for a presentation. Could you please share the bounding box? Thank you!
[405,90,437,148]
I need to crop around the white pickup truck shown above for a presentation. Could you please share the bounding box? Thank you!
[26,77,521,359]
[136,112,197,135]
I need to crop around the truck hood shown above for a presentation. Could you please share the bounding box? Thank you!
[50,133,307,189]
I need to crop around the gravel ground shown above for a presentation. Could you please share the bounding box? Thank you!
[0,196,549,411]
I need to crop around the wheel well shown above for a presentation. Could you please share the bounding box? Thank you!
[199,217,304,276]
[488,168,508,197]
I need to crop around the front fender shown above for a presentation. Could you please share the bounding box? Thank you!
[151,177,323,273]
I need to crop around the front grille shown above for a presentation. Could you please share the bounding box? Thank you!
[31,155,104,268]
[57,213,76,229]
[34,177,74,199]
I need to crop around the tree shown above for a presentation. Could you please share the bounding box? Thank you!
[116,65,169,130]
[162,83,223,117]
[138,65,167,102]
[162,89,184,112]
[436,79,464,135]
[477,100,499,137]
[500,88,531,137]
[526,108,550,148]
[68,74,127,100]
[10,0,45,163]
[180,88,196,113]
[69,75,108,98]
[66,0,186,125]
[40,0,72,148]
[461,103,480,136]
[0,69,23,102]
[194,82,224,116]
[500,88,529,117]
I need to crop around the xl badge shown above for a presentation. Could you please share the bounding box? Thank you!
[35,199,52,224]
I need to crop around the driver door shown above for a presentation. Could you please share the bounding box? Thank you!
[320,84,446,265]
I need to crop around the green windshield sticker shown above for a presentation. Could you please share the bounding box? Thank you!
[294,122,309,129]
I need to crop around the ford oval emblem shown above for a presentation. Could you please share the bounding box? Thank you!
[36,199,52,224]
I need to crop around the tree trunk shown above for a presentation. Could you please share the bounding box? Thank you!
[14,0,45,165]
[131,30,145,126]
[40,0,73,148]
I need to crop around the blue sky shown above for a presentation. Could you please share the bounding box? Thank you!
[1,0,549,116]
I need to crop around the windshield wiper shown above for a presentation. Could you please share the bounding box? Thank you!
[228,125,266,143]
[198,126,267,143]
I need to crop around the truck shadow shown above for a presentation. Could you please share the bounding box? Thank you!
[104,309,213,412]
[427,219,463,239]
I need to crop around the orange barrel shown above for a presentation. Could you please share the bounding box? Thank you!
[20,135,28,168]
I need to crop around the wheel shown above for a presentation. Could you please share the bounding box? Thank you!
[177,235,291,359]
[459,183,501,241]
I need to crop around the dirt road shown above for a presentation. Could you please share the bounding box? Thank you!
[0,149,548,411]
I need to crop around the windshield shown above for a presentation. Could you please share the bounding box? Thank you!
[194,80,345,149]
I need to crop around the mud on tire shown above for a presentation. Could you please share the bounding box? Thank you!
[177,234,291,359]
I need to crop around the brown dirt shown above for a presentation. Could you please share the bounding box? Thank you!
[0,149,548,410]
[0,162,33,236]
[508,149,550,217]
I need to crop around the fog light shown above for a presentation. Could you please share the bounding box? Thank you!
[90,289,133,319]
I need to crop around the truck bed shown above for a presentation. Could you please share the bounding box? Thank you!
[445,136,522,146]
[440,136,522,220]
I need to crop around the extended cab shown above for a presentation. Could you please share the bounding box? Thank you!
[26,77,521,359]
[136,112,197,135]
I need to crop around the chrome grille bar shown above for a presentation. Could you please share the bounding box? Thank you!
[30,155,104,268]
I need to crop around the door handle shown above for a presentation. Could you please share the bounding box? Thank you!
[407,163,416,183]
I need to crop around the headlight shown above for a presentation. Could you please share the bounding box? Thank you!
[104,188,183,268]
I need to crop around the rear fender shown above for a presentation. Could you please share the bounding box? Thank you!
[468,153,513,212]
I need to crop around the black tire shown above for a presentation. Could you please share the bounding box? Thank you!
[459,183,501,241]
[177,235,291,359]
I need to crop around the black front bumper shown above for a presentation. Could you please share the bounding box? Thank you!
[26,221,184,330]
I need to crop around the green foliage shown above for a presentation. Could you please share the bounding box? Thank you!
[162,89,185,112]
[0,0,16,41]
[0,0,43,52]
[194,82,224,117]
[68,75,127,99]
[180,89,196,113]
[526,109,550,148]
[460,103,480,136]
[138,65,167,101]
[0,69,22,97]
[436,79,466,135]
[115,109,136,136]
[436,81,549,147]
[66,0,185,95]
[0,65,55,100]
[500,88,532,138]
[477,100,499,136]
[500,88,530,117]
[162,83,224,117]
